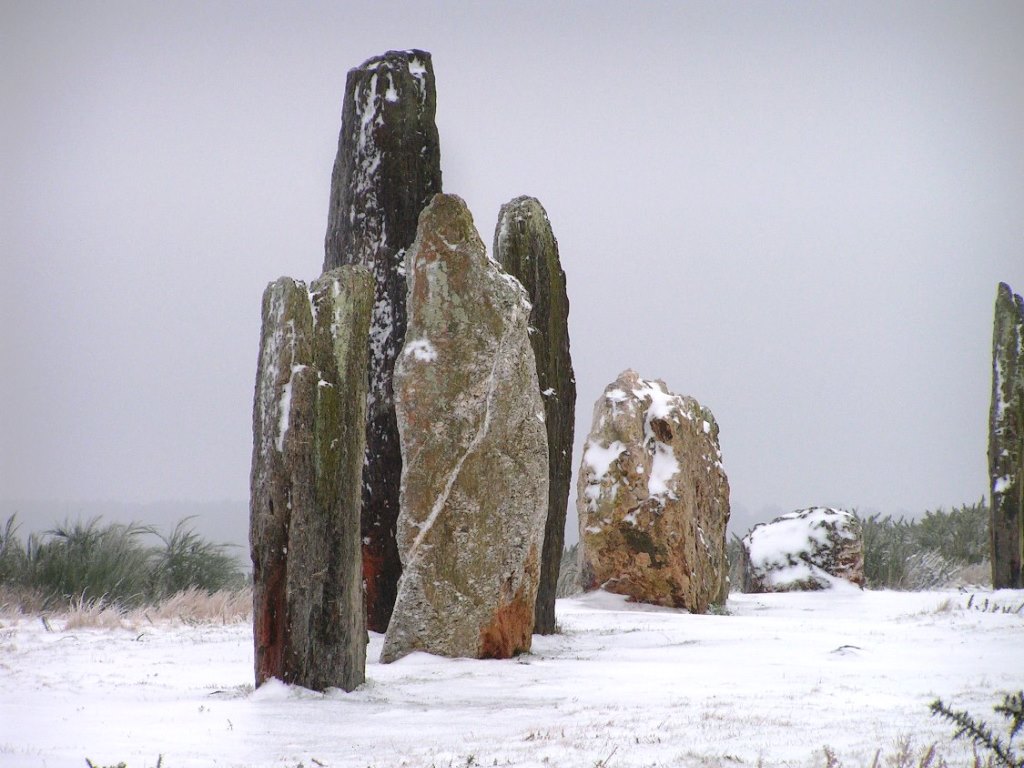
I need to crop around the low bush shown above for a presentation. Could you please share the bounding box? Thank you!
[0,515,246,610]
[857,501,990,590]
[150,518,242,598]
[556,542,581,598]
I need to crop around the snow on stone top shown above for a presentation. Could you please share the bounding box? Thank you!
[407,56,428,98]
[384,73,398,102]
[604,388,628,403]
[582,439,627,480]
[407,56,428,77]
[632,377,679,421]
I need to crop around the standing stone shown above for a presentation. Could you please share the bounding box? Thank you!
[323,49,443,632]
[990,282,1024,589]
[493,196,576,635]
[577,370,731,612]
[740,508,865,592]
[250,267,373,691]
[380,194,549,663]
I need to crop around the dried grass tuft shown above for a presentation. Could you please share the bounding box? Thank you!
[0,584,48,617]
[138,587,252,625]
[63,596,130,630]
[1,586,252,629]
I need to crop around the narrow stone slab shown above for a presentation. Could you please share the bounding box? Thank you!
[323,49,443,632]
[250,267,373,691]
[494,196,576,635]
[381,194,548,663]
[990,282,1024,589]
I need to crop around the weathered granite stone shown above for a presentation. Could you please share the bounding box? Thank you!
[323,49,443,632]
[493,196,576,635]
[741,508,864,592]
[250,267,373,691]
[990,282,1024,589]
[577,370,730,612]
[380,193,548,663]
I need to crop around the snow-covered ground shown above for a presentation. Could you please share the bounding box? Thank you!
[2,587,1021,768]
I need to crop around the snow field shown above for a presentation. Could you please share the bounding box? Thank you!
[1,588,1021,768]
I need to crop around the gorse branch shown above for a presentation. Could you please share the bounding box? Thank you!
[994,693,1024,742]
[929,693,1024,768]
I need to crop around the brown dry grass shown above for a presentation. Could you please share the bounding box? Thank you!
[0,585,252,629]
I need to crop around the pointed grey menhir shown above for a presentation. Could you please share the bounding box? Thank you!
[989,282,1024,589]
[323,49,443,632]
[493,196,576,635]
[383,194,548,664]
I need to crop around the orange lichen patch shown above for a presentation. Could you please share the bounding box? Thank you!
[479,592,534,659]
[479,546,539,659]
[254,558,287,686]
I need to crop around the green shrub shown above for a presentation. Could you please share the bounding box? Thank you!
[150,517,245,600]
[915,501,990,566]
[857,501,991,590]
[556,542,581,598]
[859,513,917,588]
[727,533,745,593]
[30,518,155,607]
[0,514,244,609]
[0,515,28,586]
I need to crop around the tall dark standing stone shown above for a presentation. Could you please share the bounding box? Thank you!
[250,267,373,692]
[323,50,443,632]
[493,196,576,635]
[990,282,1024,589]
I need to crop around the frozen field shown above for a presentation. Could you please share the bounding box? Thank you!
[1,586,1022,768]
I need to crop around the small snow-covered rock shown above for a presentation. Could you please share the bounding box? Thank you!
[576,370,731,612]
[741,507,864,592]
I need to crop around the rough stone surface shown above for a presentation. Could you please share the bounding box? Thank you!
[250,267,373,691]
[990,282,1024,589]
[493,196,576,635]
[381,193,549,663]
[577,370,730,612]
[741,508,865,593]
[323,49,443,632]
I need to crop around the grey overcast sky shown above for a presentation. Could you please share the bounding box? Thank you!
[3,1,1023,541]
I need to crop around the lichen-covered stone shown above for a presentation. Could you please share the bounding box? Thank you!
[741,508,864,593]
[990,282,1024,589]
[493,196,576,635]
[323,49,443,632]
[250,267,373,691]
[577,370,730,612]
[380,193,548,663]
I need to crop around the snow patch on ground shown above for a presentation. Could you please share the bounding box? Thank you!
[2,589,1021,767]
